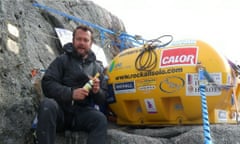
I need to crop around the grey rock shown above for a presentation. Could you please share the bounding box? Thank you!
[57,124,240,144]
[127,124,240,144]
[0,0,124,143]
[1,0,240,144]
[107,129,171,144]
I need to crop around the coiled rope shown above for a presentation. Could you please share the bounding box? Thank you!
[135,35,173,71]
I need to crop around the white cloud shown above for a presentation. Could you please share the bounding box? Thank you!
[94,0,240,62]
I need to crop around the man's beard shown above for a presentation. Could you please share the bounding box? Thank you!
[74,47,89,58]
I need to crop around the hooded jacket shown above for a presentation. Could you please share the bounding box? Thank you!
[41,43,107,112]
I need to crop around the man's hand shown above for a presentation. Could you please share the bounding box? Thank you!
[92,78,100,94]
[72,88,89,100]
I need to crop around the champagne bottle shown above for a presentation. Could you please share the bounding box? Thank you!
[83,72,100,91]
[72,72,100,106]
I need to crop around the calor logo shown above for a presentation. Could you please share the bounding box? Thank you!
[160,47,198,67]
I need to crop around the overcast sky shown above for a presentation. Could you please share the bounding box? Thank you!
[94,0,240,63]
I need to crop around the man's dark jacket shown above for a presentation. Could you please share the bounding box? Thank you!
[41,43,107,112]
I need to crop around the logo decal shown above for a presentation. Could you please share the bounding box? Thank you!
[144,98,157,113]
[159,76,185,93]
[160,47,198,67]
[109,61,115,72]
[114,81,136,94]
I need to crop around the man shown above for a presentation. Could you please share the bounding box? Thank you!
[36,25,108,144]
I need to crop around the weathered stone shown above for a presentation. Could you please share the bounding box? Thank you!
[1,0,240,144]
[0,0,124,143]
[127,124,240,144]
[108,129,171,144]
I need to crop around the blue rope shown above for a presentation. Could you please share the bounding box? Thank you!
[199,68,213,144]
[100,30,105,48]
[32,2,146,51]
[32,3,115,35]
